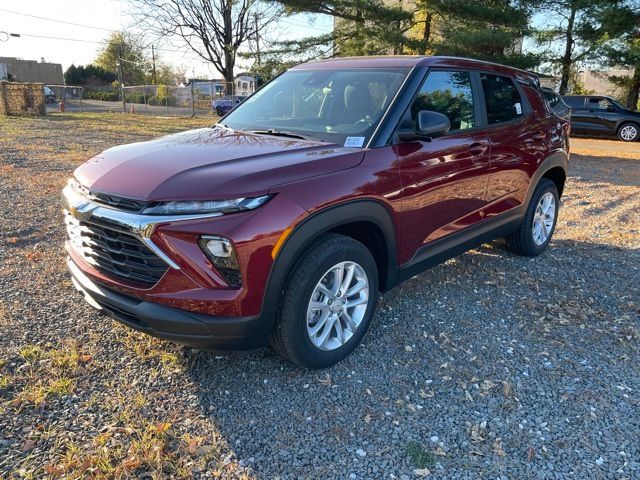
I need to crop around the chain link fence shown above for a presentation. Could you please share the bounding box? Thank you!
[43,80,255,116]
[46,85,85,112]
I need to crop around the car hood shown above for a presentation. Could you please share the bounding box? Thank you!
[74,127,364,201]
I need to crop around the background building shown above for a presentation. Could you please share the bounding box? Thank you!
[0,57,63,85]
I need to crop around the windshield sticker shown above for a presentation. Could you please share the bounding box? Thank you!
[515,102,522,115]
[344,137,365,148]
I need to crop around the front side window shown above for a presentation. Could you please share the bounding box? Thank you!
[222,68,410,145]
[481,73,524,124]
[410,70,476,131]
[562,96,585,108]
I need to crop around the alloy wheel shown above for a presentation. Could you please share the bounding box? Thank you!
[620,125,638,141]
[306,261,369,351]
[532,192,556,246]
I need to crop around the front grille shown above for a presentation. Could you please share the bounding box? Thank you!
[64,211,169,287]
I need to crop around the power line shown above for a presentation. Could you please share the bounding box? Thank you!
[0,7,118,32]
[12,32,105,44]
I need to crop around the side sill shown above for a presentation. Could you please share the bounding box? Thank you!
[397,208,524,284]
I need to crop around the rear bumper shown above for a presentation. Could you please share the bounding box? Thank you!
[68,257,270,350]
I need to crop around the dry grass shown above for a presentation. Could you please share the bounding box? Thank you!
[0,113,252,479]
[1,113,639,478]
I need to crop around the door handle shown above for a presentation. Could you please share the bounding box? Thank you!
[469,141,489,156]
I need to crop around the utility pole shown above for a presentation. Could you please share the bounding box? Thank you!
[117,43,126,112]
[151,44,157,85]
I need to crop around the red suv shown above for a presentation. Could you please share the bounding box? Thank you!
[63,56,569,368]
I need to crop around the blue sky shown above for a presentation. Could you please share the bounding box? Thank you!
[0,0,333,78]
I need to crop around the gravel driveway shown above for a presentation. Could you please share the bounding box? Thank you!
[1,115,638,479]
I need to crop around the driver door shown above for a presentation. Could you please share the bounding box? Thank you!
[394,70,491,258]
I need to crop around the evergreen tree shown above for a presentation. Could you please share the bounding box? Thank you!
[597,1,640,108]
[533,0,625,94]
[418,0,539,69]
[267,0,416,57]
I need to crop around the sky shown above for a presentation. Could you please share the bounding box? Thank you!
[0,0,333,79]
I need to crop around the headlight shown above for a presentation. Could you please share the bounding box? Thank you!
[141,195,272,216]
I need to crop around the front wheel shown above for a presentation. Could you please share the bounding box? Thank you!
[618,123,639,142]
[505,179,559,256]
[270,234,378,369]
[215,107,224,117]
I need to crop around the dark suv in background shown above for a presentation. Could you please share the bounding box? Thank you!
[63,56,569,368]
[562,95,640,141]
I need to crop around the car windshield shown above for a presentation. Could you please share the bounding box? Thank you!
[222,67,410,146]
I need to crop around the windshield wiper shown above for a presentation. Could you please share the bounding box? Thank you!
[246,129,319,142]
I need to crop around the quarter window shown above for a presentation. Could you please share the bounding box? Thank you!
[480,74,524,125]
[410,70,476,131]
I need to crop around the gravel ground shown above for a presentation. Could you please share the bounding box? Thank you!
[1,115,639,479]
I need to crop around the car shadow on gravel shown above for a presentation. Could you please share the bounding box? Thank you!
[180,238,640,479]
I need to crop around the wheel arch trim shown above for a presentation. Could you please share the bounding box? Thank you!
[260,199,399,330]
[525,150,568,206]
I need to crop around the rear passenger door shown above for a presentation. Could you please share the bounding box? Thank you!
[394,69,491,254]
[587,97,620,134]
[479,73,550,217]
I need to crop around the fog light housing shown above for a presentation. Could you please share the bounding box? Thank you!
[198,236,242,288]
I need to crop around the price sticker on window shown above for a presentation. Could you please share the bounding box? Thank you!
[344,137,365,148]
[515,103,522,115]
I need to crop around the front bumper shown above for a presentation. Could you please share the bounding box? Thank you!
[68,257,269,350]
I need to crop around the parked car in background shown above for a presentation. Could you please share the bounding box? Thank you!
[542,88,571,120]
[43,86,56,103]
[562,95,640,141]
[212,95,246,116]
[63,56,569,368]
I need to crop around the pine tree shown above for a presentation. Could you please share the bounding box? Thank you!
[597,1,640,108]
[533,0,626,94]
[419,0,539,69]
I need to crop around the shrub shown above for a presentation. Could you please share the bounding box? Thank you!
[83,90,118,102]
[124,93,145,104]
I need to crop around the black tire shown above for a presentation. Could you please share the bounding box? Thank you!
[269,233,379,369]
[618,122,639,142]
[215,107,224,117]
[505,179,559,257]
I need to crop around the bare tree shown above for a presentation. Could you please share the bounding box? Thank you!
[128,0,280,88]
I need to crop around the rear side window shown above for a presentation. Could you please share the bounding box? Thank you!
[410,70,476,131]
[588,97,614,110]
[562,96,585,108]
[480,74,524,124]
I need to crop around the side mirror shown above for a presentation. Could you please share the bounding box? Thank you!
[606,105,616,112]
[397,110,451,142]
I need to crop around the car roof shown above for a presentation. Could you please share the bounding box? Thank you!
[292,55,539,83]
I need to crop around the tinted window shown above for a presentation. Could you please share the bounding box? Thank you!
[588,97,614,110]
[411,70,476,131]
[542,90,560,108]
[480,74,524,124]
[562,96,585,108]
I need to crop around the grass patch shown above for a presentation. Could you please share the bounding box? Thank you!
[405,441,436,469]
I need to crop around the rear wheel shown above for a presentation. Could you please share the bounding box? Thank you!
[215,107,224,117]
[618,123,639,142]
[270,234,378,369]
[505,179,559,256]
